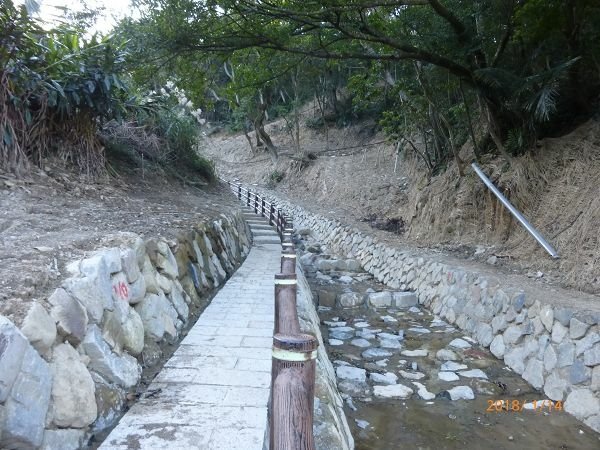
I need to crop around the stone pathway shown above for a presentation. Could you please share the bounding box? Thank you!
[100,209,280,450]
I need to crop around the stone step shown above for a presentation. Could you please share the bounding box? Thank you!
[249,224,275,230]
[247,222,271,228]
[245,216,270,223]
[252,230,279,237]
[253,236,281,244]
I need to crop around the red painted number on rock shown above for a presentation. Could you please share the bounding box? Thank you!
[113,281,129,300]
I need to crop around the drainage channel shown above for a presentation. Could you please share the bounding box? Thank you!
[297,234,600,450]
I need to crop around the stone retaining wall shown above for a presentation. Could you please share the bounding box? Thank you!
[273,198,600,433]
[0,212,251,449]
[296,263,354,450]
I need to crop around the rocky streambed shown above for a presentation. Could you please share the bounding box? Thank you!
[298,234,600,450]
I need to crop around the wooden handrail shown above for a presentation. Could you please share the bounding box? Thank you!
[220,176,317,450]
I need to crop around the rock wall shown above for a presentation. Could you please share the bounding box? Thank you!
[273,198,600,434]
[296,263,354,450]
[0,212,251,449]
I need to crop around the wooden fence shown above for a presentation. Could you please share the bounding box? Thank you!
[221,178,318,450]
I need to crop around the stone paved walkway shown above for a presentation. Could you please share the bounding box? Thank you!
[100,209,280,450]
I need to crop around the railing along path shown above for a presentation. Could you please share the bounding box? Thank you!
[220,177,318,450]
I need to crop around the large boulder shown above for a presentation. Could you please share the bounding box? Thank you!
[82,325,141,388]
[135,292,178,341]
[368,291,392,308]
[63,253,115,323]
[42,429,85,450]
[49,343,97,428]
[48,288,88,345]
[0,319,52,449]
[20,302,56,357]
[0,317,28,402]
[338,292,363,308]
[393,292,417,308]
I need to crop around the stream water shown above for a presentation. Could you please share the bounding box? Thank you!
[300,242,600,450]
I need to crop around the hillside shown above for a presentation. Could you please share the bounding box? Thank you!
[205,116,600,296]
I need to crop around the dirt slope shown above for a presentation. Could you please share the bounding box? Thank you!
[205,116,600,296]
[0,160,237,325]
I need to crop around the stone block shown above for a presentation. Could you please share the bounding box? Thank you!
[551,322,568,344]
[490,335,505,358]
[564,388,600,421]
[0,316,28,402]
[554,307,574,326]
[584,343,600,367]
[63,254,114,324]
[570,318,590,340]
[154,241,179,279]
[336,366,366,382]
[20,303,57,357]
[49,343,97,428]
[168,285,190,321]
[135,292,178,341]
[82,325,141,388]
[141,255,160,294]
[373,384,413,399]
[317,260,336,272]
[91,372,127,432]
[49,288,88,345]
[338,292,363,308]
[121,309,144,356]
[368,291,392,308]
[42,429,85,450]
[570,360,591,384]
[592,366,600,392]
[512,293,526,312]
[557,342,575,368]
[317,290,336,308]
[522,358,544,389]
[540,305,554,332]
[503,325,524,346]
[544,372,567,401]
[1,345,52,449]
[475,323,493,347]
[392,292,417,308]
[576,331,599,356]
[345,259,362,272]
[120,248,141,283]
[128,275,146,305]
[544,344,557,372]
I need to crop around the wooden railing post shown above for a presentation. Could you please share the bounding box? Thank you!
[281,247,296,274]
[223,178,317,450]
[270,333,318,450]
[274,274,300,335]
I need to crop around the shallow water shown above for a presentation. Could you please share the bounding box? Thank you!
[305,271,600,450]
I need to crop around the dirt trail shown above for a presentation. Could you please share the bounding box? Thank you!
[0,160,237,325]
[204,117,600,297]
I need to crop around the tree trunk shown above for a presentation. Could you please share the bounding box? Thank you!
[243,129,256,153]
[257,126,278,162]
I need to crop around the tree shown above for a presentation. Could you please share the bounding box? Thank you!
[132,0,600,161]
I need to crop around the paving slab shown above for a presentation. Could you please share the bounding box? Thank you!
[100,214,280,450]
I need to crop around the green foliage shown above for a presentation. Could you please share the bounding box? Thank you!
[1,0,134,173]
[266,169,284,188]
[269,170,284,183]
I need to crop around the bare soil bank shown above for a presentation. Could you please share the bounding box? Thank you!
[205,116,600,296]
[0,160,237,326]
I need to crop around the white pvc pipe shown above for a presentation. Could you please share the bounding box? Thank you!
[471,163,558,259]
